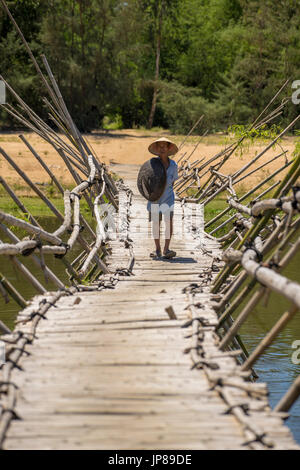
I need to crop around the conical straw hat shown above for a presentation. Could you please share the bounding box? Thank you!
[148,137,178,157]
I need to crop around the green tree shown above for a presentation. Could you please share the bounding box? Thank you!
[0,0,47,127]
[1,0,299,132]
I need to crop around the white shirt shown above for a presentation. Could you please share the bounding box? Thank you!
[147,158,178,212]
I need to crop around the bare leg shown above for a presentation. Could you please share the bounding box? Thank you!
[163,211,173,254]
[152,212,162,252]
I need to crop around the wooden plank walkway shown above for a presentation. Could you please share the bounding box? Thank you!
[2,164,298,450]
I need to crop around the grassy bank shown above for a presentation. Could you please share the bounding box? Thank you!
[0,194,95,241]
[202,181,280,237]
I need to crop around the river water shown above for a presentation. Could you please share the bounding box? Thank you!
[0,216,299,445]
[234,251,300,445]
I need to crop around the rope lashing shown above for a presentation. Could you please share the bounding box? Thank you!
[21,239,42,256]
[244,240,263,262]
[54,242,70,259]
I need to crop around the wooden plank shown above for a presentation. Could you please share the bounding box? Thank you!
[2,163,298,451]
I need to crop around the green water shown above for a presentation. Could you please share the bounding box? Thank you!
[233,251,300,444]
[0,216,299,445]
[0,216,83,330]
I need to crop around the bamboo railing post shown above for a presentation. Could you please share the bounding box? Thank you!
[42,53,118,206]
[19,135,65,195]
[197,112,297,213]
[219,229,300,349]
[232,115,300,181]
[274,376,300,413]
[0,146,108,273]
[0,0,63,112]
[0,320,11,335]
[0,223,64,289]
[217,278,257,328]
[2,101,86,169]
[233,150,288,186]
[0,279,9,304]
[177,115,204,152]
[0,272,27,308]
[184,83,290,202]
[215,215,289,321]
[0,147,64,221]
[205,159,291,231]
[0,176,41,228]
[212,154,300,294]
[40,55,88,165]
[0,175,80,286]
[219,287,266,350]
[241,305,299,371]
[249,79,290,130]
[7,253,46,294]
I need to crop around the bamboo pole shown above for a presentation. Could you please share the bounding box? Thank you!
[177,115,204,152]
[180,131,207,166]
[217,278,256,326]
[0,146,104,271]
[241,243,300,307]
[238,153,300,246]
[212,153,300,293]
[214,271,248,312]
[219,287,266,350]
[0,147,64,221]
[0,279,9,304]
[0,0,63,113]
[19,135,65,195]
[43,97,79,148]
[233,150,288,186]
[40,55,88,166]
[2,101,85,167]
[207,160,291,234]
[204,147,288,209]
[0,176,41,227]
[42,56,113,204]
[0,223,64,289]
[249,79,290,130]
[176,151,187,165]
[232,116,300,182]
[78,187,107,277]
[0,77,79,162]
[216,215,288,321]
[56,146,97,214]
[196,110,295,205]
[0,79,88,172]
[274,376,300,413]
[192,81,289,200]
[0,272,27,308]
[0,211,62,245]
[3,248,46,295]
[219,233,300,349]
[0,320,11,334]
[241,305,298,371]
[0,175,79,283]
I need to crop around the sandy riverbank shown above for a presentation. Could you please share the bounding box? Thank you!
[0,129,296,192]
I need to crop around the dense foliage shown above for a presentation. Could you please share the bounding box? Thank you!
[0,0,300,132]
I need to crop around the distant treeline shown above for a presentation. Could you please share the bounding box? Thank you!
[0,0,300,133]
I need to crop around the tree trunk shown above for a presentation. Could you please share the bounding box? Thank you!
[147,1,163,129]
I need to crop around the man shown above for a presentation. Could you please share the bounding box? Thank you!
[147,137,179,259]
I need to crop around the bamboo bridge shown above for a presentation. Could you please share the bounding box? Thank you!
[0,0,300,451]
[0,162,298,450]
